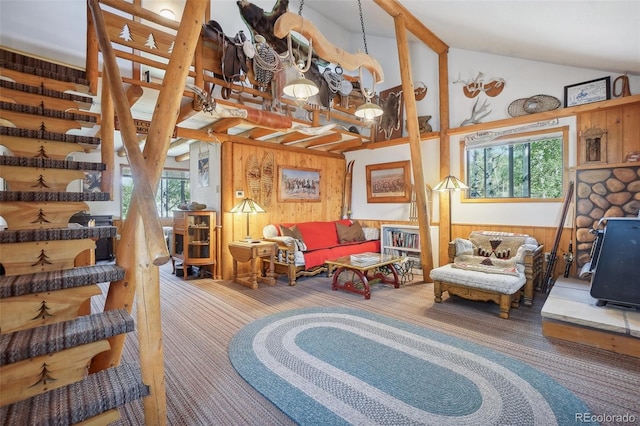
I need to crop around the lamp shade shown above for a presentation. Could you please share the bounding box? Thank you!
[230,198,266,241]
[355,100,383,120]
[433,175,469,191]
[229,198,266,214]
[283,77,319,100]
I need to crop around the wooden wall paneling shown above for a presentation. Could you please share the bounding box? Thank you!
[606,107,623,164]
[622,103,640,160]
[220,142,346,280]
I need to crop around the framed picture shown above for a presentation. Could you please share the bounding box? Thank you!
[277,166,321,202]
[366,160,411,203]
[564,77,611,107]
[375,85,404,141]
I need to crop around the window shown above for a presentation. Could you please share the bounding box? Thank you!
[463,127,568,201]
[121,166,190,218]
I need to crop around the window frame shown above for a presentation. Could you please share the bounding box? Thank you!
[460,126,569,203]
[120,164,190,219]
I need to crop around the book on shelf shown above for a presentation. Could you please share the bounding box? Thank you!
[384,229,420,249]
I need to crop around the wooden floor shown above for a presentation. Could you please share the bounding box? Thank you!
[94,263,640,425]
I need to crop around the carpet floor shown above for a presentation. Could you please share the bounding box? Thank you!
[95,264,639,425]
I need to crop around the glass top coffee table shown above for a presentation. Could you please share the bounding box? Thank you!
[325,253,403,299]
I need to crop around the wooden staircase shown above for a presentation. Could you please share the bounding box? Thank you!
[0,50,149,424]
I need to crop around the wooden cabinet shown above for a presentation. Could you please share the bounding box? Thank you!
[380,224,422,269]
[172,210,216,279]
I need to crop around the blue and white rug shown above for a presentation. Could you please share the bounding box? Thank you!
[229,307,596,425]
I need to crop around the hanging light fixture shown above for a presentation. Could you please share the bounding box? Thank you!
[282,0,319,104]
[355,0,383,122]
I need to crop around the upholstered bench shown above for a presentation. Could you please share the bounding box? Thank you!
[430,231,543,319]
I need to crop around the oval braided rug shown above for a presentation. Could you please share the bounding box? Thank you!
[229,307,597,425]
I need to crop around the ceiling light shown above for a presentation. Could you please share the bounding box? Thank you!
[283,75,319,103]
[355,100,383,121]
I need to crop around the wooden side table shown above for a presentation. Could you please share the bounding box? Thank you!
[228,241,277,289]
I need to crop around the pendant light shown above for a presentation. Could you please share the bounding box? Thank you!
[354,0,382,122]
[282,0,319,103]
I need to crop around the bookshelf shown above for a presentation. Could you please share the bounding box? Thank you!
[380,224,422,269]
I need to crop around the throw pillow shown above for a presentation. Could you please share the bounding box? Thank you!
[335,220,366,244]
[454,238,474,256]
[469,231,527,260]
[452,254,519,276]
[281,225,305,242]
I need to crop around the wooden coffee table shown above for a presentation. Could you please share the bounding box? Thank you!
[325,254,402,299]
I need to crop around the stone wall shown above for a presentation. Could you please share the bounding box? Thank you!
[575,165,640,267]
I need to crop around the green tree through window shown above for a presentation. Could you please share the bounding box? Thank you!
[121,167,190,218]
[466,134,564,200]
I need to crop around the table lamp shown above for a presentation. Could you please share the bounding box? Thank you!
[229,198,266,242]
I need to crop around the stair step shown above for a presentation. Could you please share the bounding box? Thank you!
[0,156,105,172]
[0,362,148,425]
[0,309,133,366]
[0,126,101,147]
[0,48,89,87]
[0,225,117,244]
[0,201,90,231]
[0,165,87,192]
[0,264,125,299]
[0,191,110,202]
[0,101,98,124]
[0,80,93,110]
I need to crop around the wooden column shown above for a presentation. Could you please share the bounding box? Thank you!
[393,14,433,275]
[134,219,167,425]
[438,51,452,266]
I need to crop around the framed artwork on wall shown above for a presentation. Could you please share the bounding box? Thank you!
[366,160,411,203]
[277,166,321,202]
[564,77,611,107]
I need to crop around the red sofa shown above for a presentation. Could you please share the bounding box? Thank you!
[262,219,380,285]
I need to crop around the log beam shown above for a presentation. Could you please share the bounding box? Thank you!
[393,14,434,275]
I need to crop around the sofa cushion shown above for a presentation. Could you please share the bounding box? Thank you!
[430,263,525,294]
[281,225,305,242]
[469,231,527,260]
[336,220,366,244]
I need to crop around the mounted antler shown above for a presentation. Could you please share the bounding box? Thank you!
[461,98,491,126]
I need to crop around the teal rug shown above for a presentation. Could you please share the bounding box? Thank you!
[229,307,596,425]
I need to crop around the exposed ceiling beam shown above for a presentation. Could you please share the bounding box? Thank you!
[373,0,449,54]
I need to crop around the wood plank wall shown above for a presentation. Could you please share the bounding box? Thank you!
[577,103,640,165]
[220,141,346,279]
